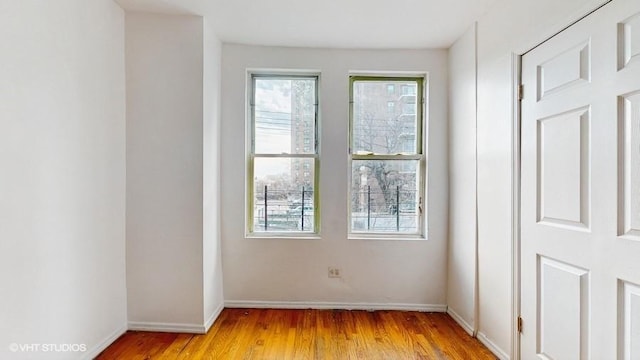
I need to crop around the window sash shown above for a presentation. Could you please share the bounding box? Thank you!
[349,76,424,156]
[250,75,319,156]
[348,156,425,236]
[250,155,319,234]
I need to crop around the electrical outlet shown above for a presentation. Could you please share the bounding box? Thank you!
[328,267,341,278]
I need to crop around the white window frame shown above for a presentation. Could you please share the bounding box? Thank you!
[246,72,320,237]
[348,75,426,239]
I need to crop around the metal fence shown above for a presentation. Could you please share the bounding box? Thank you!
[254,187,314,232]
[351,186,418,232]
[254,186,419,233]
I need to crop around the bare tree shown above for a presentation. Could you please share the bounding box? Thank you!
[353,111,406,210]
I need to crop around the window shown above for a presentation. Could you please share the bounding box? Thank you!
[387,101,395,114]
[402,101,416,115]
[387,84,395,94]
[349,76,424,236]
[401,84,417,95]
[249,74,318,234]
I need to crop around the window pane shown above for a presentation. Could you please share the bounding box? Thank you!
[352,80,418,155]
[254,78,316,154]
[254,157,315,232]
[350,159,420,233]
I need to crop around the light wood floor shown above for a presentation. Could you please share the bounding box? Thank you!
[97,308,497,359]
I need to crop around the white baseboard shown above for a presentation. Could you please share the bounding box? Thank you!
[204,303,225,333]
[477,331,510,360]
[128,304,225,335]
[224,300,447,312]
[446,307,474,336]
[83,323,127,360]
[128,320,207,334]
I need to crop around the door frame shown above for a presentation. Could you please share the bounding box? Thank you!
[512,2,613,359]
[511,52,522,360]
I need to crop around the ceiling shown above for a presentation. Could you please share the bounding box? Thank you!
[116,0,498,49]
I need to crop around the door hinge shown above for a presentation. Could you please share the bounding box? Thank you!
[517,316,523,333]
[518,84,524,101]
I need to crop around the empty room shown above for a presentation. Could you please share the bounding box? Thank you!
[1,0,639,359]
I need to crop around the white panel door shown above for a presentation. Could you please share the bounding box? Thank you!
[521,0,640,359]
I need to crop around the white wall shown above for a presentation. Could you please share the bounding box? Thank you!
[446,0,609,358]
[221,45,448,308]
[203,18,225,327]
[446,24,477,335]
[125,11,225,332]
[125,12,207,330]
[0,1,127,359]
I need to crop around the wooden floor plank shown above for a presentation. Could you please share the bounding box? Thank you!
[96,308,497,360]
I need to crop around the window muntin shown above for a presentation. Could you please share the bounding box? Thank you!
[249,75,318,234]
[349,77,424,236]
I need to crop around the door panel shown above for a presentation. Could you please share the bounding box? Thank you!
[537,106,590,229]
[537,41,590,101]
[538,256,590,360]
[620,280,640,360]
[618,13,640,70]
[619,91,640,239]
[521,0,640,359]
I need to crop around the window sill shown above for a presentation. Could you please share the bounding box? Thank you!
[245,233,322,240]
[348,234,427,241]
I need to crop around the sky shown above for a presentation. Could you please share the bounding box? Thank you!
[254,79,294,178]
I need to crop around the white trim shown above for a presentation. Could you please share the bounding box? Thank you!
[514,0,611,55]
[82,323,127,360]
[511,52,522,360]
[446,307,474,336]
[128,321,207,334]
[204,303,225,333]
[247,68,322,77]
[348,70,428,78]
[347,235,427,241]
[224,300,446,312]
[246,234,322,241]
[472,20,480,338]
[477,332,510,360]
